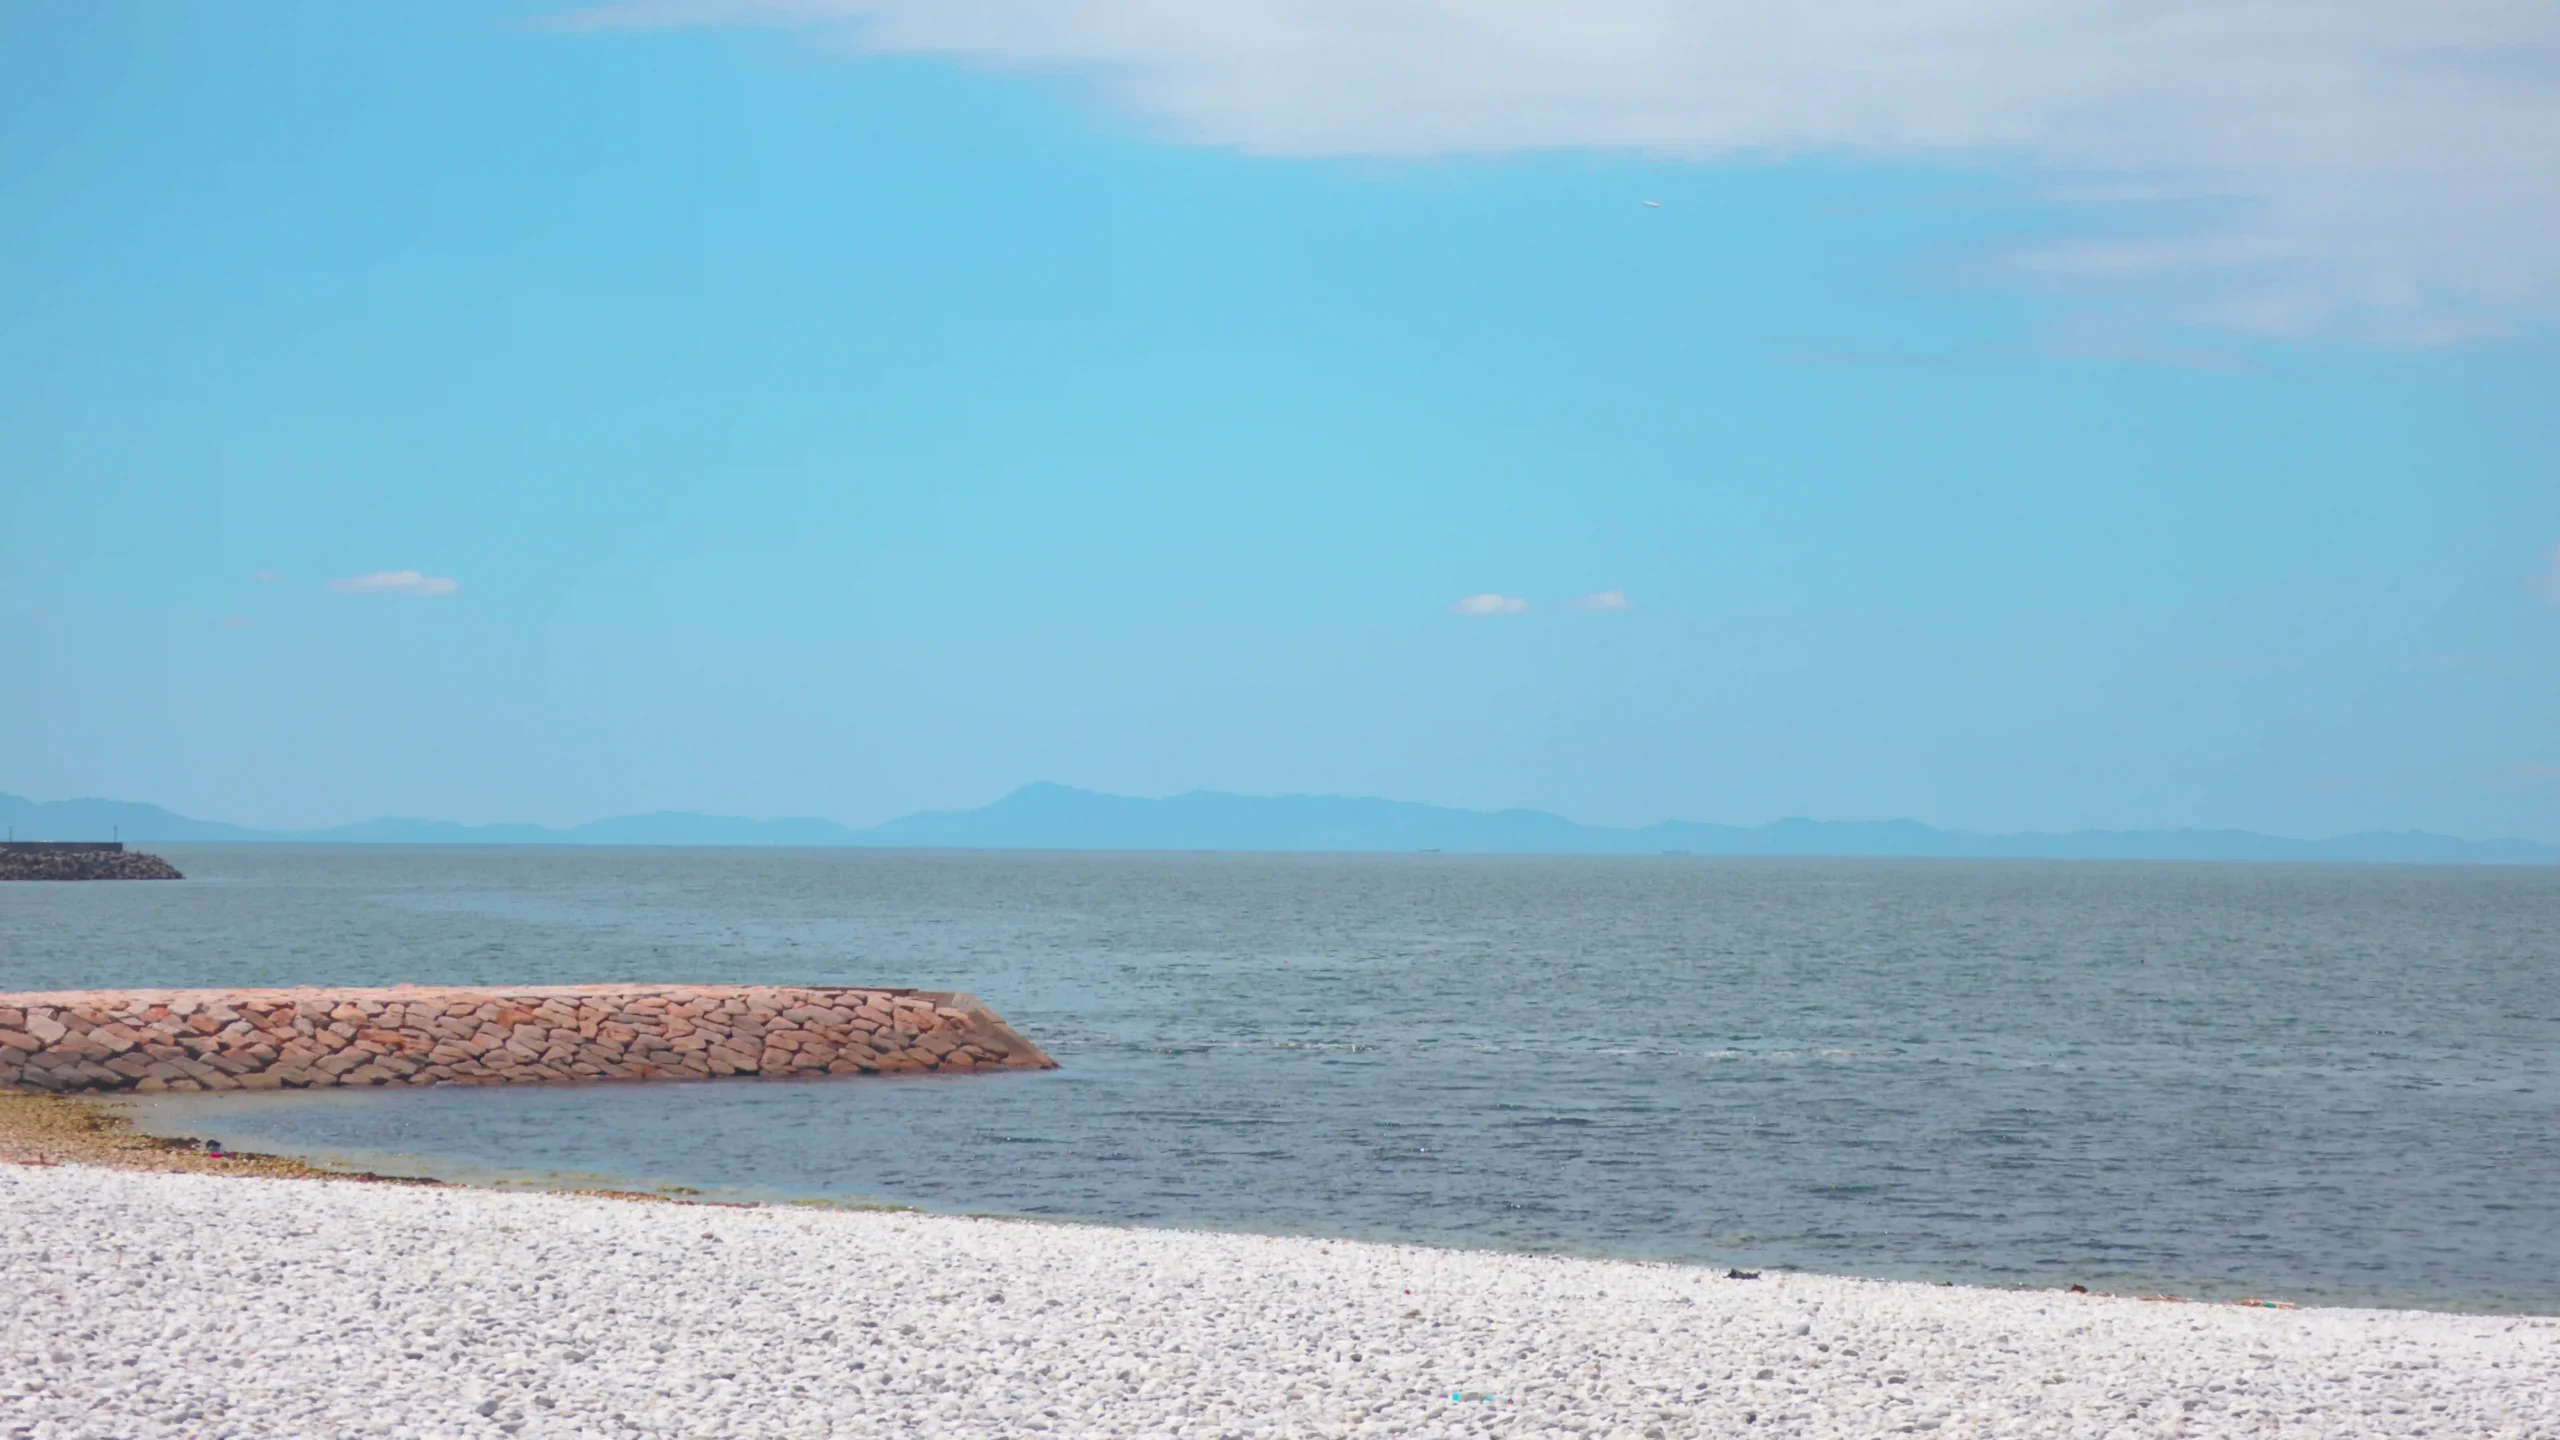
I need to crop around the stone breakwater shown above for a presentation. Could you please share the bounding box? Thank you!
[0,842,182,881]
[6,1166,2556,1440]
[0,985,1055,1095]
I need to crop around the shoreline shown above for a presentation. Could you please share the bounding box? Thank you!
[0,1088,434,1184]
[15,1088,2545,1321]
[0,1090,704,1206]
[8,1153,2555,1438]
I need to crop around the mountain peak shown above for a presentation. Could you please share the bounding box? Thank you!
[3,788,2553,864]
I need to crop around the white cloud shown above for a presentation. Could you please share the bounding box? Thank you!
[2533,545,2560,605]
[328,570,461,598]
[558,0,2560,344]
[1449,592,1529,616]
[1564,589,1630,612]
[252,569,281,584]
[216,616,256,629]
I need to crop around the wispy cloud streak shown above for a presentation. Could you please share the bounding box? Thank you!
[556,0,2560,344]
[329,570,460,598]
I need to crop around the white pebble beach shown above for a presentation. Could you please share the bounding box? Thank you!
[6,1164,2554,1439]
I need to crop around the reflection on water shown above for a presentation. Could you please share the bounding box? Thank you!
[11,845,2558,1311]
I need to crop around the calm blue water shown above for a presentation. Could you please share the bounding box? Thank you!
[6,845,2557,1311]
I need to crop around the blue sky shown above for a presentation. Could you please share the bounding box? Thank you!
[3,1,2557,838]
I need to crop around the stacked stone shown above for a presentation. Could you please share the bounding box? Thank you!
[0,849,183,881]
[0,985,1055,1095]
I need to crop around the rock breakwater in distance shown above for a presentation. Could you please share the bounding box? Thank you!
[0,984,1055,1095]
[0,842,182,881]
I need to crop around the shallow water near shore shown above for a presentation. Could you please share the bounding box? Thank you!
[8,845,2558,1312]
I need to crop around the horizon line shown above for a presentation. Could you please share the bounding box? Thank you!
[4,783,2556,857]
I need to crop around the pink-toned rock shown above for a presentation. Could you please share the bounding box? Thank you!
[1,984,1054,1094]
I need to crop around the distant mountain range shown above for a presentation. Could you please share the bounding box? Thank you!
[4,783,2555,865]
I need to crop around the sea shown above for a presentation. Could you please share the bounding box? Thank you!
[5,845,2556,1312]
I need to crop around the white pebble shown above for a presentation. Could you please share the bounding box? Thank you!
[3,1164,2554,1438]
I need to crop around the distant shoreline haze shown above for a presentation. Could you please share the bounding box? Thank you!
[2,784,2554,865]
